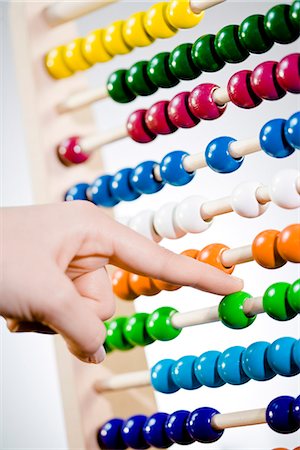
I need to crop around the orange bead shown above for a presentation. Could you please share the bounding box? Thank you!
[181,248,200,259]
[129,273,161,296]
[111,269,138,300]
[277,224,300,263]
[152,278,181,291]
[197,243,235,274]
[252,229,286,269]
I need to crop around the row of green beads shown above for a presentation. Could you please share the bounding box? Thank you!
[106,2,300,103]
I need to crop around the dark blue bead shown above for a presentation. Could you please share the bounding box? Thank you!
[292,395,300,425]
[171,356,202,390]
[205,136,242,173]
[160,151,195,186]
[121,415,150,449]
[284,111,300,150]
[241,341,275,381]
[194,351,225,388]
[151,359,179,394]
[217,346,250,385]
[143,413,173,448]
[266,395,299,434]
[165,410,194,445]
[89,175,119,207]
[130,161,165,194]
[260,118,295,158]
[97,418,127,449]
[65,183,89,201]
[187,407,223,443]
[267,337,300,377]
[110,168,141,202]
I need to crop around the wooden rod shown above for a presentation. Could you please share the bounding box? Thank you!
[80,126,127,153]
[190,0,226,13]
[221,245,253,267]
[94,371,150,393]
[211,408,266,430]
[57,87,108,113]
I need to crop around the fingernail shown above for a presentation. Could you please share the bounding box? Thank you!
[92,346,106,364]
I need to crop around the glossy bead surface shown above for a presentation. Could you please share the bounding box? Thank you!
[175,195,212,234]
[112,269,138,300]
[146,307,181,341]
[129,274,160,297]
[227,70,262,109]
[45,47,73,79]
[218,291,256,329]
[128,210,162,243]
[82,29,113,64]
[88,175,119,207]
[144,2,177,39]
[287,279,300,313]
[250,61,286,100]
[264,4,299,44]
[292,340,300,369]
[145,101,177,135]
[217,346,249,385]
[103,20,132,55]
[151,359,179,394]
[166,0,204,29]
[110,168,141,202]
[197,243,234,274]
[160,151,195,186]
[259,118,295,158]
[165,410,194,445]
[231,181,268,217]
[171,356,202,390]
[122,415,149,449]
[276,53,300,94]
[238,14,274,54]
[266,396,299,434]
[152,277,181,292]
[263,282,296,321]
[241,341,275,381]
[143,413,173,448]
[168,92,200,128]
[123,313,154,346]
[215,24,249,63]
[191,34,225,72]
[290,1,300,30]
[107,70,136,103]
[106,317,133,351]
[126,61,158,97]
[292,395,300,423]
[97,418,127,449]
[63,38,91,72]
[270,169,300,209]
[123,12,154,48]
[147,52,179,88]
[252,229,286,269]
[127,109,156,143]
[205,136,242,173]
[169,43,201,80]
[153,202,186,239]
[267,337,299,377]
[284,111,300,149]
[194,351,225,388]
[277,224,300,263]
[57,136,89,166]
[187,407,223,443]
[130,161,164,194]
[188,83,227,119]
[65,183,89,201]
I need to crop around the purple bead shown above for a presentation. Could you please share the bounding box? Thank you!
[167,92,200,128]
[143,413,173,448]
[122,415,150,449]
[188,83,227,120]
[187,407,223,443]
[227,70,262,109]
[276,53,300,94]
[266,395,299,434]
[145,101,177,135]
[250,61,286,100]
[97,418,127,449]
[127,109,157,143]
[165,410,194,445]
[57,136,90,165]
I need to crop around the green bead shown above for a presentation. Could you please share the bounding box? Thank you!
[147,52,179,88]
[191,34,225,72]
[106,69,136,103]
[146,307,181,341]
[169,43,201,80]
[104,322,114,353]
[264,4,299,44]
[105,317,134,351]
[123,313,154,347]
[215,24,249,63]
[290,0,300,31]
[126,61,158,97]
[263,282,296,321]
[218,291,256,329]
[238,14,274,54]
[287,279,300,313]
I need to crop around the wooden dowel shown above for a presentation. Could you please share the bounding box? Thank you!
[80,126,127,153]
[183,152,207,172]
[212,87,230,106]
[201,196,232,221]
[221,245,253,267]
[211,408,266,430]
[229,138,261,158]
[243,296,264,316]
[57,87,108,113]
[190,0,226,13]
[94,370,150,393]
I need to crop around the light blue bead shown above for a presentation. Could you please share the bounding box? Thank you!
[292,339,300,369]
[194,351,225,388]
[205,136,242,173]
[151,359,179,394]
[65,183,89,201]
[110,168,141,202]
[88,175,119,207]
[217,346,250,385]
[130,161,165,194]
[171,356,202,390]
[241,341,275,381]
[284,111,300,150]
[160,151,195,186]
[260,118,295,158]
[267,337,300,377]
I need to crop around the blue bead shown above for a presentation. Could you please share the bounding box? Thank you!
[241,341,275,381]
[165,410,194,445]
[292,395,300,424]
[171,356,202,391]
[266,396,299,434]
[151,359,179,394]
[65,183,89,201]
[194,351,225,388]
[143,413,173,448]
[217,346,250,385]
[292,340,300,369]
[205,136,242,173]
[130,161,165,194]
[187,407,223,443]
[284,111,300,150]
[267,337,300,377]
[160,151,195,186]
[121,415,149,449]
[97,418,127,449]
[260,118,295,158]
[89,175,119,207]
[110,168,141,202]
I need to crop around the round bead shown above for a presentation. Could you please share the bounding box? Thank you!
[205,136,243,173]
[215,24,249,63]
[227,70,262,109]
[188,83,227,119]
[217,346,249,385]
[103,20,132,55]
[231,181,269,217]
[122,415,149,449]
[128,210,162,243]
[171,356,202,390]
[145,101,177,135]
[250,61,286,100]
[152,277,181,292]
[266,395,299,434]
[97,418,127,449]
[167,92,200,128]
[259,118,295,158]
[287,279,300,313]
[276,53,300,94]
[165,410,194,445]
[181,248,200,259]
[174,195,212,234]
[238,14,274,54]
[144,3,177,39]
[88,175,119,207]
[252,229,286,269]
[197,243,235,274]
[45,47,73,79]
[284,111,300,149]
[263,281,296,321]
[290,1,300,30]
[129,274,160,297]
[292,340,300,369]
[169,43,201,80]
[127,110,156,143]
[147,52,179,88]
[123,12,154,48]
[218,291,256,329]
[123,313,154,347]
[57,136,89,166]
[241,341,275,381]
[194,351,225,388]
[130,161,164,195]
[112,269,138,300]
[270,169,300,209]
[65,183,89,201]
[267,337,299,377]
[153,202,186,239]
[110,168,141,202]
[146,307,181,341]
[191,34,225,72]
[166,0,204,29]
[187,407,223,443]
[107,70,136,103]
[82,29,112,64]
[160,151,195,186]
[151,359,179,394]
[126,61,158,97]
[277,224,300,263]
[62,38,91,72]
[292,395,300,423]
[106,317,133,351]
[264,4,299,44]
[143,413,173,448]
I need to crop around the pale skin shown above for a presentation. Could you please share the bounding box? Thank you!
[0,201,243,364]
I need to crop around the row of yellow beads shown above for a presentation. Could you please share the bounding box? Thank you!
[45,0,204,79]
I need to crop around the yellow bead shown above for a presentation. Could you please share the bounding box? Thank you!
[123,12,154,47]
[63,38,91,72]
[45,47,73,79]
[144,2,177,39]
[166,0,205,29]
[103,20,132,55]
[82,29,113,64]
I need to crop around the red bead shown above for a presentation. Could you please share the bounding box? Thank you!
[227,70,262,109]
[276,53,300,94]
[250,61,286,100]
[57,136,90,165]
[167,92,200,128]
[127,109,157,143]
[145,101,177,135]
[188,83,227,120]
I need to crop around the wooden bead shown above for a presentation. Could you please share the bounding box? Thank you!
[169,43,201,80]
[214,24,249,64]
[45,47,73,79]
[145,101,177,135]
[103,20,132,56]
[57,136,89,166]
[166,0,204,29]
[191,34,225,72]
[252,229,286,269]
[82,29,113,64]
[227,70,262,109]
[112,269,138,300]
[264,4,299,44]
[123,12,154,48]
[107,69,136,103]
[197,244,235,274]
[152,277,181,292]
[147,52,179,88]
[276,53,300,94]
[63,38,91,72]
[250,61,286,100]
[188,83,227,120]
[238,14,274,54]
[181,249,200,259]
[277,224,300,263]
[129,273,160,296]
[127,109,157,143]
[168,92,200,128]
[126,61,158,97]
[144,2,177,39]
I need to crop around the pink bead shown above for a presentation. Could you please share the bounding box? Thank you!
[145,101,177,135]
[127,109,156,143]
[188,83,227,120]
[167,92,200,128]
[227,70,262,109]
[57,136,89,165]
[250,61,286,100]
[276,53,300,94]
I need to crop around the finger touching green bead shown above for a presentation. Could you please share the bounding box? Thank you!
[264,4,299,44]
[169,43,201,80]
[238,14,274,54]
[146,307,181,341]
[123,313,155,346]
[263,282,296,321]
[106,69,136,103]
[147,52,179,88]
[218,291,255,329]
[106,317,134,351]
[290,0,300,31]
[126,61,158,97]
[215,24,249,63]
[191,34,225,72]
[287,279,300,313]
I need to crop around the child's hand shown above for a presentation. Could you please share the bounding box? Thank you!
[0,202,243,364]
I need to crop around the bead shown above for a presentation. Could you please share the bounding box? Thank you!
[218,291,256,329]
[181,249,200,259]
[276,53,300,94]
[238,14,274,54]
[169,43,201,80]
[88,175,119,207]
[188,83,227,120]
[152,277,181,291]
[106,317,133,351]
[259,118,295,158]
[250,61,286,101]
[166,0,204,29]
[146,307,181,341]
[112,269,138,300]
[264,4,299,44]
[290,1,300,30]
[292,340,300,369]
[130,161,164,195]
[82,29,112,64]
[144,3,177,39]
[145,101,177,135]
[129,274,160,297]
[174,195,212,234]
[147,52,179,88]
[215,24,249,63]
[231,181,269,218]
[123,313,154,347]
[197,243,235,274]
[171,356,202,390]
[205,136,243,174]
[191,34,225,72]
[128,210,162,243]
[103,20,132,56]
[143,413,173,448]
[107,70,136,104]
[227,70,262,109]
[217,346,249,385]
[165,410,194,445]
[57,136,89,166]
[263,282,296,321]
[160,151,195,186]
[267,337,299,377]
[187,407,223,443]
[241,341,275,381]
[151,359,179,394]
[252,229,286,269]
[168,92,200,128]
[123,12,154,48]
[270,169,300,209]
[110,168,141,202]
[97,418,127,449]
[45,47,73,79]
[127,110,156,143]
[292,395,300,423]
[277,224,300,263]
[153,202,186,239]
[65,183,89,201]
[122,415,149,449]
[126,61,158,97]
[287,279,300,313]
[62,38,91,72]
[266,395,299,434]
[194,351,225,387]
[284,111,300,149]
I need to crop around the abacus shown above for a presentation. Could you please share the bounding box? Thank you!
[9,0,299,448]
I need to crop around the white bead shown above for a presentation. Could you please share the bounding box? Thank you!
[174,195,212,233]
[128,210,162,243]
[231,181,269,218]
[153,202,186,239]
[270,169,300,209]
